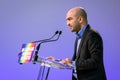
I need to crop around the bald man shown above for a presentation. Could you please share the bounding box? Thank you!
[47,7,107,80]
[62,7,107,80]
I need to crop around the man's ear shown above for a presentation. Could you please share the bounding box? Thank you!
[78,16,83,23]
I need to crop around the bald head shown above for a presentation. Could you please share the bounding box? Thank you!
[66,7,88,32]
[67,7,87,21]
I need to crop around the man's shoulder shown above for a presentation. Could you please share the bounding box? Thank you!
[86,25,99,34]
[85,26,102,39]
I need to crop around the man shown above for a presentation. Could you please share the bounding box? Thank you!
[48,7,107,80]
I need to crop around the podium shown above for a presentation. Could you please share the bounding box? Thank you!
[33,57,73,80]
[18,42,74,80]
[35,57,73,69]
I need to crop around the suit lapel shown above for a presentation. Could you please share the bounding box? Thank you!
[72,37,78,60]
[76,25,90,59]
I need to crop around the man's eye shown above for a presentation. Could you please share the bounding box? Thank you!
[68,18,72,21]
[67,17,72,20]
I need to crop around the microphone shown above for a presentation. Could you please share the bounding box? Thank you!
[33,30,62,80]
[35,31,62,51]
[59,31,62,35]
[33,30,62,62]
[32,31,59,43]
[40,31,62,43]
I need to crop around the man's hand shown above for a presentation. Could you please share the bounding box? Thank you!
[46,56,56,61]
[60,58,72,66]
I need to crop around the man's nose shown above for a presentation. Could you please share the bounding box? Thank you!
[66,21,70,26]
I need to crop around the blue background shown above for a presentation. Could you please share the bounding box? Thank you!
[0,0,120,80]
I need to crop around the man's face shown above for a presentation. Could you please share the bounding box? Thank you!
[66,11,81,32]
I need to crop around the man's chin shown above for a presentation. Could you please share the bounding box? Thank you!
[70,29,75,32]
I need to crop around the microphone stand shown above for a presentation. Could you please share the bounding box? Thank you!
[33,31,61,63]
[37,65,44,80]
[41,65,45,80]
[45,67,50,80]
[33,31,62,80]
[32,31,59,64]
[32,31,59,43]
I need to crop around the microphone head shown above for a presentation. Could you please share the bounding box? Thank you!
[55,31,59,34]
[59,31,62,35]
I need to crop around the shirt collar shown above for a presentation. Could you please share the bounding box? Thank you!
[76,24,88,39]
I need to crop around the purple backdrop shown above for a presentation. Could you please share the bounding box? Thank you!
[0,0,120,80]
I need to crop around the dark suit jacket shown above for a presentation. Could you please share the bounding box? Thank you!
[72,25,107,80]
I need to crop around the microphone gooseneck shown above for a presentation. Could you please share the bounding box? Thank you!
[33,30,62,62]
[32,30,59,43]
